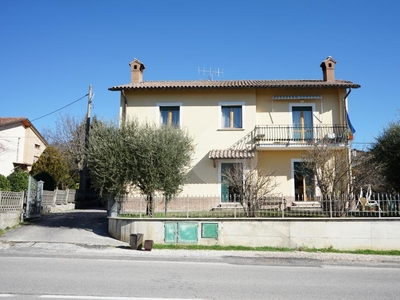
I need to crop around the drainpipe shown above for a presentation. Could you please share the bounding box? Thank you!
[122,90,128,125]
[343,88,353,199]
[343,88,352,127]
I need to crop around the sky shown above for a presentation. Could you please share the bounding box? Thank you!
[1,0,399,150]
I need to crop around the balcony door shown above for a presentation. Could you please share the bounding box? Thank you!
[292,106,313,141]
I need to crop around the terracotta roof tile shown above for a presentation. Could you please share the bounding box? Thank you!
[0,117,28,126]
[209,149,255,159]
[109,79,360,91]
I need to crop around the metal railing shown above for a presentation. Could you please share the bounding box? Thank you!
[117,193,400,218]
[253,125,349,145]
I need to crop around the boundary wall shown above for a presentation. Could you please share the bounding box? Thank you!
[0,212,22,230]
[109,217,400,251]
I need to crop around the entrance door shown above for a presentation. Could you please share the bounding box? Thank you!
[221,163,242,202]
[294,162,315,201]
[292,106,313,141]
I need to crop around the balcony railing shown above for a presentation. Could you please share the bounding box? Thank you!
[254,125,349,146]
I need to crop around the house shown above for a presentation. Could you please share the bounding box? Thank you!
[109,57,360,203]
[0,117,48,177]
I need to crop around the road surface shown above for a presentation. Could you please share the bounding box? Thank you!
[1,209,400,299]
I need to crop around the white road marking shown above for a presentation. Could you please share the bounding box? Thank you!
[39,296,207,300]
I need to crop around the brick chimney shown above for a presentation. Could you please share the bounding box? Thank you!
[320,56,336,81]
[129,58,145,83]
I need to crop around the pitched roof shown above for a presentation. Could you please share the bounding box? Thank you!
[0,117,31,127]
[109,79,360,91]
[209,149,255,159]
[0,117,48,145]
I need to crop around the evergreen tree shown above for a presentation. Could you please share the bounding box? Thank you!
[370,120,400,191]
[7,169,29,192]
[30,146,70,190]
[0,174,11,191]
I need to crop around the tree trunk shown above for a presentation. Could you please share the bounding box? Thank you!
[146,194,154,217]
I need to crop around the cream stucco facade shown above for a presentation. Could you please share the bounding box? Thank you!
[0,118,47,177]
[109,57,360,202]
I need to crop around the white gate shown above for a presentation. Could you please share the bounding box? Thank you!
[24,176,44,219]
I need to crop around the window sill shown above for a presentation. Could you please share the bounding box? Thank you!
[217,128,245,131]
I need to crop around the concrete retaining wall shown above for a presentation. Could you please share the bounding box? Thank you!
[0,212,21,230]
[108,217,400,251]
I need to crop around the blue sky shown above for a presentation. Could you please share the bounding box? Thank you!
[1,0,399,150]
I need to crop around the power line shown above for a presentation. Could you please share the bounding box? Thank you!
[31,93,89,122]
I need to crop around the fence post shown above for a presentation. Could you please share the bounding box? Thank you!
[65,189,69,205]
[329,195,333,218]
[20,191,24,211]
[233,194,236,218]
[378,196,381,218]
[282,198,285,218]
[186,195,189,218]
[139,196,142,218]
[52,189,57,206]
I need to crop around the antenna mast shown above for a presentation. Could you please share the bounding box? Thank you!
[198,67,224,80]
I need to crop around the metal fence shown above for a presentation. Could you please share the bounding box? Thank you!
[117,193,400,218]
[0,191,24,212]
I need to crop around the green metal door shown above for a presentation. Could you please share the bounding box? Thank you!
[177,222,198,243]
[164,222,177,243]
[164,222,198,244]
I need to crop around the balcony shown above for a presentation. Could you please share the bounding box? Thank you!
[253,125,349,149]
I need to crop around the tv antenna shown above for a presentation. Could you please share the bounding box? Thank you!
[198,67,224,81]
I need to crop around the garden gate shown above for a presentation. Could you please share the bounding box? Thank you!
[24,176,44,219]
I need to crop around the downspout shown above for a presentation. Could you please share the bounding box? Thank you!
[121,90,128,125]
[343,88,353,199]
[343,88,352,127]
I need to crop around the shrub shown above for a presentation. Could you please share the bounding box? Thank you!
[0,174,10,191]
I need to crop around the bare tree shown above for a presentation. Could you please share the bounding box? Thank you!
[0,138,11,156]
[300,141,374,215]
[223,158,278,217]
[41,113,86,185]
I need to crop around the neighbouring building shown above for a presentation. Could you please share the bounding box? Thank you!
[109,57,360,203]
[0,117,47,177]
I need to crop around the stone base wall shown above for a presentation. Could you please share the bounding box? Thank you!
[0,211,22,230]
[109,217,400,251]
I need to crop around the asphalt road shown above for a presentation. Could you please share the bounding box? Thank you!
[1,209,400,299]
[0,209,127,247]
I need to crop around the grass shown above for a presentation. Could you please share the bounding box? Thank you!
[150,243,400,256]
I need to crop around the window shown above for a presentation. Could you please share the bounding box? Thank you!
[34,144,40,149]
[160,106,180,127]
[221,106,242,128]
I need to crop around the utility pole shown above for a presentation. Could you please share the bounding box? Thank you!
[78,85,93,206]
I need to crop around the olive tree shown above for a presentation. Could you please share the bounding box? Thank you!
[86,118,194,216]
[86,119,129,198]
